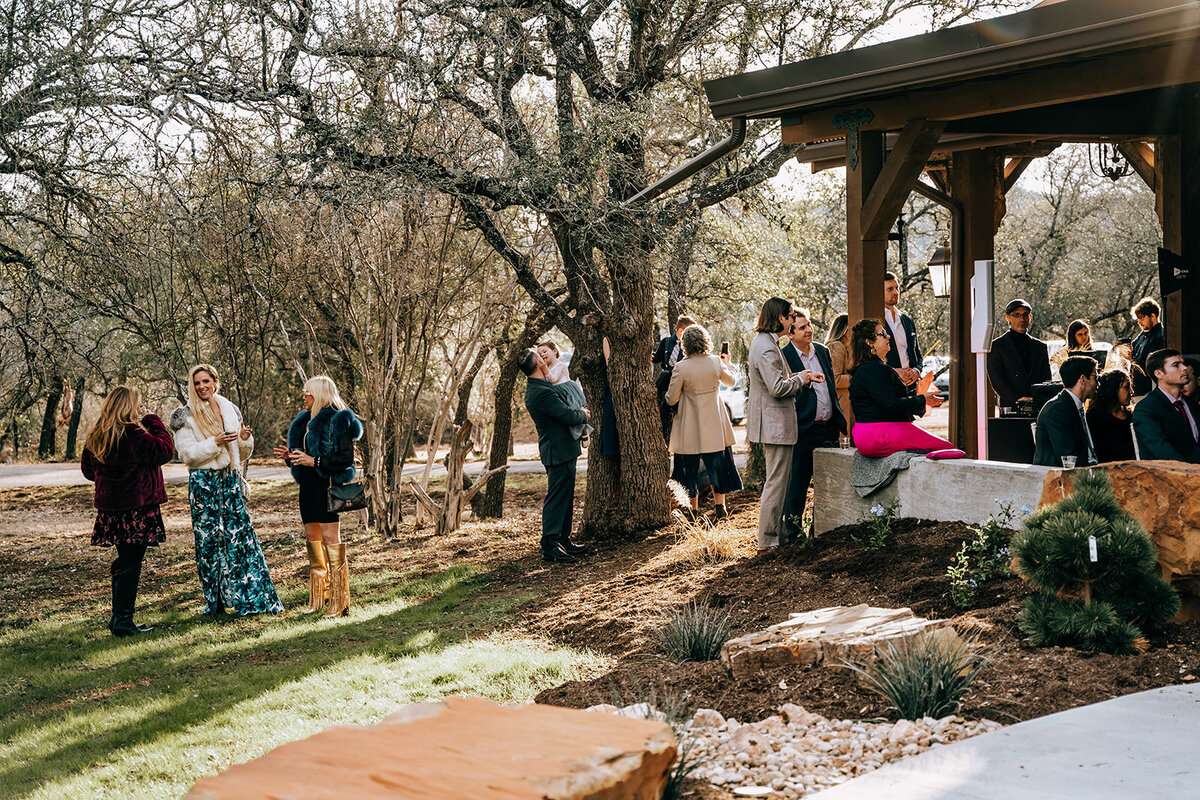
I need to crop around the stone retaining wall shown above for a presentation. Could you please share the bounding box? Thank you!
[812,449,1052,534]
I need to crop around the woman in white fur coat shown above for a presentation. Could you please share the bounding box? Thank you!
[171,364,282,616]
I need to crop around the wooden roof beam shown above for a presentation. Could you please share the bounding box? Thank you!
[1118,141,1157,191]
[1003,157,1036,194]
[861,120,948,241]
[781,41,1200,146]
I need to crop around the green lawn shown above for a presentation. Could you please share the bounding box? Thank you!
[1,558,607,799]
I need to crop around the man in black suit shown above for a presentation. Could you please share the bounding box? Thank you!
[1133,349,1200,463]
[987,298,1052,408]
[781,309,846,542]
[651,315,695,443]
[883,271,922,386]
[520,348,590,563]
[1033,355,1098,468]
[1130,297,1166,396]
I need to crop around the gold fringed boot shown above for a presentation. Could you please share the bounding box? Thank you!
[323,543,350,618]
[305,540,330,613]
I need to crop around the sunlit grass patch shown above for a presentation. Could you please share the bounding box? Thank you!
[1,563,604,800]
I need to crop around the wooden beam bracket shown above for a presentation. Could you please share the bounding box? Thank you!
[860,120,948,241]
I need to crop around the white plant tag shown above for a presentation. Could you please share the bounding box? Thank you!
[1089,535,1098,562]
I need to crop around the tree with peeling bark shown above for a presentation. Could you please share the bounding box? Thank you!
[194,0,1010,536]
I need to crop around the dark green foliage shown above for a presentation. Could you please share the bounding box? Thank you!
[843,632,991,720]
[653,602,733,663]
[1017,594,1140,655]
[1012,469,1178,654]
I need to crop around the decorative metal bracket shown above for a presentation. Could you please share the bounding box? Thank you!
[833,109,875,170]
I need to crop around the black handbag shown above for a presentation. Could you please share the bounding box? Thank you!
[327,482,367,513]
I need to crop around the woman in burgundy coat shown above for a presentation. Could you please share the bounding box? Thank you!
[81,386,175,636]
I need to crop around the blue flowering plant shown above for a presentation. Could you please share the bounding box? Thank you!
[854,498,900,551]
[947,499,1030,609]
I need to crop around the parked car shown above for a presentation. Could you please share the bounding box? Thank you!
[719,364,746,425]
[921,355,951,400]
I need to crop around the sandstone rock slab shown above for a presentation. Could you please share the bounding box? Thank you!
[720,605,955,679]
[1040,461,1200,618]
[186,696,676,800]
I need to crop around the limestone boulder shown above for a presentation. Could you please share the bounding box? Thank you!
[1040,461,1200,617]
[186,696,676,800]
[719,605,955,679]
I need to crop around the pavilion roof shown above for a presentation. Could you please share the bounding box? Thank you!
[703,0,1200,128]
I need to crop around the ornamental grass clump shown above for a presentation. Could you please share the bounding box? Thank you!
[843,631,990,720]
[653,601,733,662]
[1011,468,1179,655]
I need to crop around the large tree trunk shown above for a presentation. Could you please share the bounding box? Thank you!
[64,377,86,460]
[38,382,62,460]
[579,257,671,537]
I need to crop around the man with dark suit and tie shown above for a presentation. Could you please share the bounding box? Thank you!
[883,272,922,387]
[781,309,847,542]
[987,298,1052,408]
[1033,355,1098,468]
[520,348,590,563]
[1130,297,1166,397]
[1133,349,1200,463]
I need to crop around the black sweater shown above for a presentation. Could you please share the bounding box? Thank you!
[849,357,926,423]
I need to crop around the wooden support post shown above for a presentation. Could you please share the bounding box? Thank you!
[1118,141,1157,193]
[1157,90,1200,354]
[846,130,886,327]
[947,150,1002,458]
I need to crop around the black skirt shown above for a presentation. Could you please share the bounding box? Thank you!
[671,446,743,498]
[296,467,338,524]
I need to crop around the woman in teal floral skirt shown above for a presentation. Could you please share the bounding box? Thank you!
[171,363,283,616]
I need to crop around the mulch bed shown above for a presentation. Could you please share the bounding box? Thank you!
[526,495,1200,726]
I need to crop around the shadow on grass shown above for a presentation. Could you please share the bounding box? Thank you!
[0,564,548,798]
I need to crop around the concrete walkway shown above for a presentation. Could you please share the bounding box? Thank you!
[810,685,1200,799]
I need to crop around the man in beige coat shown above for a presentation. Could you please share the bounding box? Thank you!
[747,297,818,550]
[665,324,741,518]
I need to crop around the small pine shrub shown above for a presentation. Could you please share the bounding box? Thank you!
[843,631,990,720]
[654,602,733,663]
[1012,469,1179,654]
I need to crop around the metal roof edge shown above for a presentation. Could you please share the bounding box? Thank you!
[704,0,1200,120]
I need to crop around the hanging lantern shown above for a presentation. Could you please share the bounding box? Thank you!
[927,239,952,298]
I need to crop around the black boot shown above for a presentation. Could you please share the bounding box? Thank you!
[111,545,151,637]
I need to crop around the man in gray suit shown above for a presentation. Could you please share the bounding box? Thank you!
[747,297,817,551]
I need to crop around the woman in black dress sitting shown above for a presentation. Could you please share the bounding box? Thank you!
[848,318,957,458]
[1085,369,1135,463]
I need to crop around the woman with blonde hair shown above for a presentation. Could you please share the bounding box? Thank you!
[82,386,174,636]
[273,375,362,617]
[665,324,742,519]
[825,313,854,431]
[171,364,282,616]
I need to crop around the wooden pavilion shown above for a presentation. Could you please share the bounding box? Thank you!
[702,0,1200,456]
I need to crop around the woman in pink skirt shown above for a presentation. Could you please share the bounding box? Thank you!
[848,318,960,458]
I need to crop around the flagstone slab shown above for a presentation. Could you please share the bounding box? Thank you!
[720,604,955,679]
[186,696,677,800]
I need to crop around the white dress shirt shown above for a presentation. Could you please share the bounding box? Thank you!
[1158,387,1200,442]
[1066,389,1098,464]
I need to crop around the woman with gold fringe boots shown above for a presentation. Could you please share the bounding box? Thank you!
[274,376,361,617]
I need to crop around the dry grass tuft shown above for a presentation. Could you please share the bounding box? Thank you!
[669,516,755,566]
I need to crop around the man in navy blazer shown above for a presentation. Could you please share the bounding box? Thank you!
[1033,356,1098,467]
[781,309,847,542]
[1133,349,1200,463]
[883,272,922,386]
[987,298,1052,408]
[521,349,591,563]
